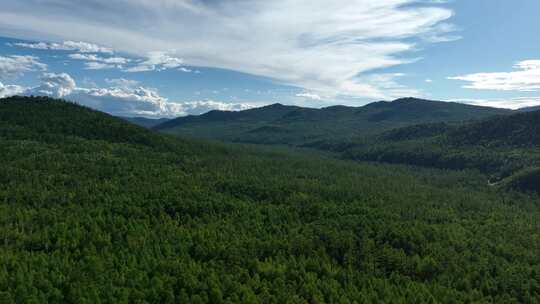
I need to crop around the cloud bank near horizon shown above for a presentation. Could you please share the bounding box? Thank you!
[0,72,256,117]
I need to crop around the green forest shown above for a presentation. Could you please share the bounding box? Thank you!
[1,96,540,303]
[309,111,540,193]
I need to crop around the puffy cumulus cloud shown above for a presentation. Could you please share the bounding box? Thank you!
[0,0,456,99]
[449,60,540,91]
[179,100,255,115]
[10,41,113,53]
[0,55,47,79]
[70,87,256,117]
[71,86,256,117]
[18,73,256,117]
[27,73,76,97]
[69,86,183,117]
[0,81,25,98]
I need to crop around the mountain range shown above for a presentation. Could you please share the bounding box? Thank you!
[154,98,511,145]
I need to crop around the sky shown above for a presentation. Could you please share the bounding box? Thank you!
[1,0,539,117]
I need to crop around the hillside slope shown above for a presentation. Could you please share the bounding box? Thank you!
[1,96,539,303]
[156,98,510,145]
[326,110,540,191]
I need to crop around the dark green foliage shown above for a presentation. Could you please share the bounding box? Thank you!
[448,111,540,147]
[0,96,172,148]
[502,167,540,193]
[1,97,540,303]
[156,98,510,145]
[308,110,540,189]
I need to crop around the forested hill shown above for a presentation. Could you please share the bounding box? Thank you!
[155,98,510,145]
[322,110,540,192]
[448,110,540,146]
[0,96,172,148]
[1,96,540,303]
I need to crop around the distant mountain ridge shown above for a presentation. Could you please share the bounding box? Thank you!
[155,97,511,145]
[517,105,540,112]
[122,116,171,128]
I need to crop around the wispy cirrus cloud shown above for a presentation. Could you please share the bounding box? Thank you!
[65,50,188,72]
[68,54,130,65]
[0,55,47,79]
[449,60,540,91]
[0,0,456,99]
[10,41,113,54]
[124,51,184,72]
[68,53,131,70]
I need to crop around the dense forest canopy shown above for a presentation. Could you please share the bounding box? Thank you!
[0,96,539,303]
[307,110,540,193]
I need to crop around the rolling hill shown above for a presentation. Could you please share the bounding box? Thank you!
[155,98,511,145]
[1,96,540,303]
[319,110,540,192]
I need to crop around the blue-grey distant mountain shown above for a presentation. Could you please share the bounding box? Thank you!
[517,105,540,112]
[123,116,171,128]
[155,98,511,145]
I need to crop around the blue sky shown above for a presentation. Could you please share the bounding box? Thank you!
[1,0,539,117]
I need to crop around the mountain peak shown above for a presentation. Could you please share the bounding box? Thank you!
[391,97,431,103]
[263,103,287,108]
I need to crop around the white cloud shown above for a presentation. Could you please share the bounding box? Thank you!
[84,62,117,70]
[0,81,25,98]
[296,92,322,100]
[179,101,255,115]
[420,22,461,43]
[27,73,76,97]
[425,78,433,83]
[449,97,540,110]
[16,72,255,117]
[125,51,184,72]
[355,73,422,99]
[105,78,140,88]
[11,41,113,54]
[67,53,130,70]
[68,53,130,64]
[70,86,256,117]
[0,55,47,79]
[449,59,540,91]
[0,0,456,99]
